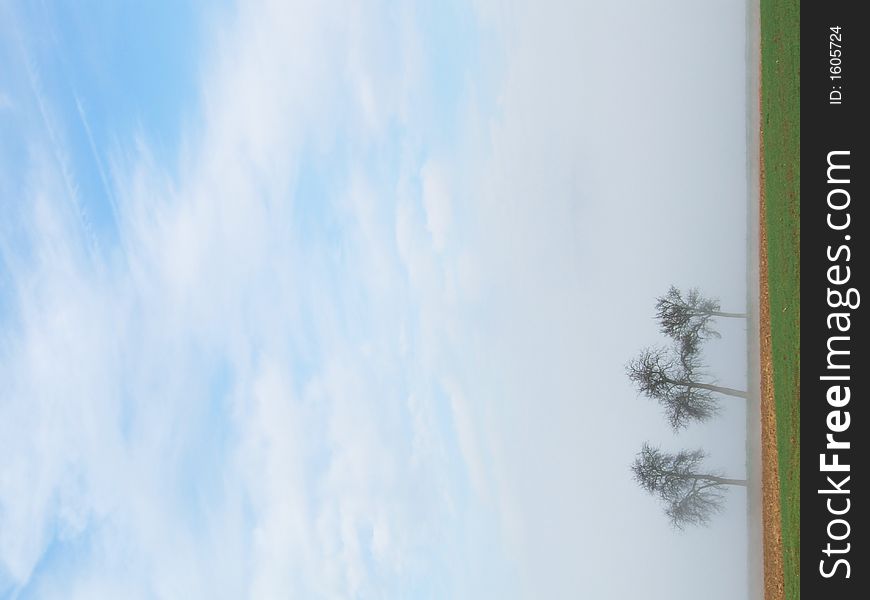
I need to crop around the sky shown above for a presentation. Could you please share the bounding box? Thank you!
[1,1,752,598]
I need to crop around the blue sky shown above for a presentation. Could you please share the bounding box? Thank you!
[2,1,752,598]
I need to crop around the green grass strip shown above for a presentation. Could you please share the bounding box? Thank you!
[760,0,800,598]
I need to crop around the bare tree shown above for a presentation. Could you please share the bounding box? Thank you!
[631,443,746,529]
[626,344,747,430]
[655,286,746,345]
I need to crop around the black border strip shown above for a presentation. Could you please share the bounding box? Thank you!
[802,3,867,597]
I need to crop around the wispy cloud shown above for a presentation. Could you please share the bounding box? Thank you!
[73,94,120,230]
[1,1,504,597]
[2,0,753,598]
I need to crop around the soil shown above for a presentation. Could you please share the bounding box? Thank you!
[759,127,785,600]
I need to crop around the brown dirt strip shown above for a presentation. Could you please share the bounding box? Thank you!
[759,124,785,600]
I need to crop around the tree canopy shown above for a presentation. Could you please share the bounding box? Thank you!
[625,345,721,430]
[631,443,745,529]
[654,286,745,348]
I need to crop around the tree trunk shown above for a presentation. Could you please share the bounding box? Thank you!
[687,382,749,399]
[703,475,747,487]
[665,379,749,399]
[663,472,749,488]
[707,310,748,318]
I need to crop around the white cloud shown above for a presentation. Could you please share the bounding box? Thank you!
[2,0,752,598]
[443,379,488,499]
[421,159,453,252]
[0,1,500,597]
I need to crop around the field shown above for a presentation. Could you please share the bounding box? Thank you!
[759,0,800,599]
